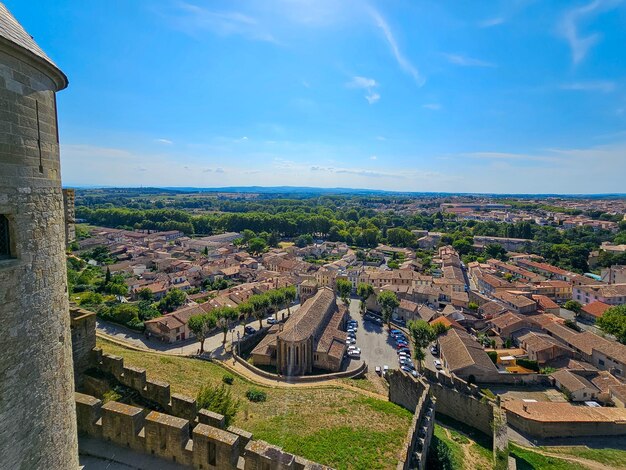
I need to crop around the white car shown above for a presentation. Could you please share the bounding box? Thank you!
[346,338,356,345]
[347,328,356,334]
[434,359,443,370]
[267,316,278,324]
[348,346,361,354]
[375,366,382,375]
[348,351,361,358]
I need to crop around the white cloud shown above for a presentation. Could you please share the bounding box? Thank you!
[560,81,616,92]
[368,8,424,86]
[558,0,620,65]
[347,76,381,104]
[423,103,442,111]
[370,155,377,160]
[156,138,173,145]
[376,136,386,141]
[170,2,279,43]
[443,53,496,68]
[479,17,505,28]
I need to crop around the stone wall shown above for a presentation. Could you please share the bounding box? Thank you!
[393,375,435,470]
[62,187,75,244]
[0,33,78,469]
[87,349,329,469]
[70,307,97,386]
[76,392,328,470]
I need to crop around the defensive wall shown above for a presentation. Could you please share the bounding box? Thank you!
[75,392,326,470]
[70,306,97,386]
[79,347,329,469]
[392,374,435,470]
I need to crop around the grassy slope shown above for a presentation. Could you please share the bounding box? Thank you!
[539,446,626,468]
[96,337,411,470]
[510,444,588,470]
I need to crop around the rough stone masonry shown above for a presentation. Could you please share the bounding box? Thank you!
[0,3,79,468]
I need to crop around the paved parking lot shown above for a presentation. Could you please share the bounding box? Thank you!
[344,299,405,373]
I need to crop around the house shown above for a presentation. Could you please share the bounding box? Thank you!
[573,283,626,306]
[438,328,500,382]
[144,304,204,343]
[488,312,532,338]
[492,291,537,314]
[517,331,574,365]
[532,295,560,314]
[580,301,611,323]
[551,370,599,402]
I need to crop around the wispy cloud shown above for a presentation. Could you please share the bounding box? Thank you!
[558,0,620,65]
[423,103,442,111]
[443,53,496,68]
[560,80,616,92]
[171,2,278,43]
[368,8,424,86]
[156,138,173,145]
[370,155,378,160]
[347,76,380,104]
[479,17,505,28]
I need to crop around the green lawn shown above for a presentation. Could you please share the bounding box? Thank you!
[96,337,412,469]
[510,444,588,470]
[539,446,626,468]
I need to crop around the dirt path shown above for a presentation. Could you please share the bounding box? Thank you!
[514,445,619,470]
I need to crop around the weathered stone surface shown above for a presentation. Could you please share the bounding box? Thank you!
[0,13,77,468]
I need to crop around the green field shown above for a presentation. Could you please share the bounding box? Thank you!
[96,337,411,469]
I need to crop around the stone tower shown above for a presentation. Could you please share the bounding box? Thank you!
[0,4,79,469]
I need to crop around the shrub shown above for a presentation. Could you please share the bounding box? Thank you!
[487,351,498,364]
[564,319,582,332]
[222,374,234,385]
[196,384,240,426]
[516,358,539,372]
[245,388,267,403]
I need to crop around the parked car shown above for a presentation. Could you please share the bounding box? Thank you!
[430,346,439,356]
[396,343,409,350]
[383,365,389,373]
[397,347,410,355]
[348,351,361,358]
[375,366,381,375]
[390,329,402,335]
[434,359,443,370]
[401,365,417,377]
[347,327,356,334]
[346,337,356,345]
[394,318,406,327]
[267,316,278,325]
[244,326,256,335]
[348,320,358,327]
[348,346,361,355]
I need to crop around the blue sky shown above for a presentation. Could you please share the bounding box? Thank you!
[11,0,626,193]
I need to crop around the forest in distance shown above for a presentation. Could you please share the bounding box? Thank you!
[74,188,626,274]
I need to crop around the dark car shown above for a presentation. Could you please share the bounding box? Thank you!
[397,347,410,355]
[244,326,256,335]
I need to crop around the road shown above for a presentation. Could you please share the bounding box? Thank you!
[96,304,300,357]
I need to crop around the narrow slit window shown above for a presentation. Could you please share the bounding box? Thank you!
[0,215,10,259]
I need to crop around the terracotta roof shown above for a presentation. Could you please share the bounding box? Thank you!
[438,328,498,373]
[504,401,626,423]
[551,369,596,393]
[581,301,611,318]
[518,331,573,354]
[278,287,336,343]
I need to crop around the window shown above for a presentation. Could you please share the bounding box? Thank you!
[207,441,216,466]
[0,215,11,259]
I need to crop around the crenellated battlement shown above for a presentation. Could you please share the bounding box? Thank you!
[75,392,327,469]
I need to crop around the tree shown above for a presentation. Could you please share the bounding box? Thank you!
[267,289,286,315]
[335,279,352,305]
[137,288,154,301]
[408,319,436,371]
[79,292,103,307]
[188,313,217,354]
[378,290,399,328]
[214,307,238,345]
[468,302,479,311]
[249,294,270,329]
[237,301,254,324]
[564,300,583,318]
[108,283,128,297]
[248,237,267,256]
[356,283,374,315]
[105,266,111,284]
[431,321,449,336]
[282,285,297,316]
[597,304,626,344]
[484,243,507,261]
[196,384,240,427]
[158,288,187,313]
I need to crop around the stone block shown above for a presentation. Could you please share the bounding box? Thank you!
[101,401,145,452]
[75,392,102,438]
[121,365,147,391]
[193,423,239,470]
[145,411,192,466]
[145,378,171,409]
[198,408,226,429]
[171,393,197,422]
[227,425,253,457]
[101,353,124,379]
[244,440,295,470]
